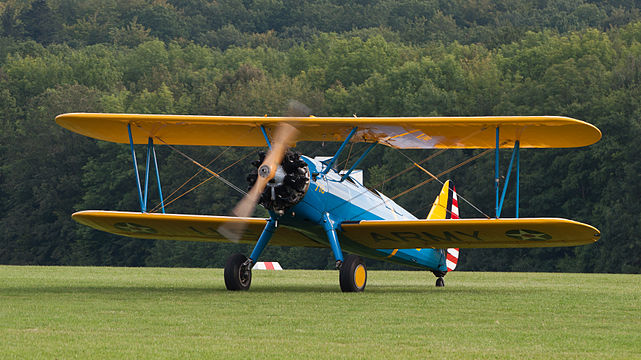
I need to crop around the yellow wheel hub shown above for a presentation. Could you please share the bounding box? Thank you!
[354,264,366,289]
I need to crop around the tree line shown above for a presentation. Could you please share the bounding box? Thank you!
[3,0,641,49]
[1,0,641,273]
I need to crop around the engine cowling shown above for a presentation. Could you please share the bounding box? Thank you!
[246,150,310,215]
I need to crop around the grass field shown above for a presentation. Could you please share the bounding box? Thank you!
[1,266,639,359]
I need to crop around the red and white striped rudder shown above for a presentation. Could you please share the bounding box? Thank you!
[447,184,459,271]
[426,179,460,272]
[446,248,459,272]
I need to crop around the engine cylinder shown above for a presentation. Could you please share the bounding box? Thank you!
[246,150,310,215]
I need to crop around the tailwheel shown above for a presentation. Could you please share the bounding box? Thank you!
[433,270,446,287]
[339,254,367,292]
[224,253,252,291]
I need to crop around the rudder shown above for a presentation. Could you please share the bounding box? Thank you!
[426,180,459,272]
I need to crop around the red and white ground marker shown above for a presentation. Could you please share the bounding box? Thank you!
[252,262,283,270]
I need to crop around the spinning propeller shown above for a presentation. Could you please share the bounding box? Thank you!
[232,121,299,218]
[219,101,310,241]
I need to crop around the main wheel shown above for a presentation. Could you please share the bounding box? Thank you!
[339,255,367,292]
[224,253,252,291]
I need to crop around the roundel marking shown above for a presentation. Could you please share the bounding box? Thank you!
[505,229,552,241]
[114,222,157,234]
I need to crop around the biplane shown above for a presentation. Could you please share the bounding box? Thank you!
[55,108,601,292]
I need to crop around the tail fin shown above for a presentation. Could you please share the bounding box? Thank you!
[426,180,458,220]
[426,180,459,272]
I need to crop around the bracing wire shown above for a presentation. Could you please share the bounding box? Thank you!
[345,146,492,220]
[136,122,493,218]
[158,146,232,209]
[150,148,259,213]
[154,138,248,196]
[324,144,449,215]
[129,123,248,206]
[342,142,354,171]
[389,146,492,219]
[372,149,447,189]
[391,149,492,201]
[168,144,247,195]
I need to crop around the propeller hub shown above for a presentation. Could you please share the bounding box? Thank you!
[258,164,271,178]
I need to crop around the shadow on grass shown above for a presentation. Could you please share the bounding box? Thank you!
[2,283,549,296]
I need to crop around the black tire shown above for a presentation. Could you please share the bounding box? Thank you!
[224,253,252,291]
[339,254,367,292]
[435,277,445,287]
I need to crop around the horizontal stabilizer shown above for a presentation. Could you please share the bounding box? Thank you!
[341,218,600,249]
[72,210,323,247]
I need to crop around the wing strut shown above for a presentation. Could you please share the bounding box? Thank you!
[495,127,502,217]
[128,124,165,213]
[341,142,377,181]
[497,140,520,218]
[321,127,358,175]
[495,127,520,219]
[516,141,520,218]
[260,125,272,149]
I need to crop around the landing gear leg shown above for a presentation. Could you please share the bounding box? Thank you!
[322,212,344,266]
[322,212,357,291]
[224,216,278,291]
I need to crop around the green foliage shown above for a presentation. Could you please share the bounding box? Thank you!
[109,18,153,47]
[2,1,641,273]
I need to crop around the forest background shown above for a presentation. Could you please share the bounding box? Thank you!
[1,0,641,273]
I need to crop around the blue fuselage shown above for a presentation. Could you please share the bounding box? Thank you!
[279,156,447,273]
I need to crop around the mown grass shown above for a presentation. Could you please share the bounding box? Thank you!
[1,266,639,359]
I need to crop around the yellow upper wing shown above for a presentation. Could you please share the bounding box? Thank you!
[56,113,601,149]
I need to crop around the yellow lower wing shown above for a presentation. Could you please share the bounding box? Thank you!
[73,211,600,250]
[340,218,600,249]
[72,211,323,247]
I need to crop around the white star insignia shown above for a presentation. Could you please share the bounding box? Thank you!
[506,229,551,241]
[114,222,157,234]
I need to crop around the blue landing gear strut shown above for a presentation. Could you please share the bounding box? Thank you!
[322,212,344,269]
[248,217,278,265]
[321,213,367,292]
[224,216,278,291]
